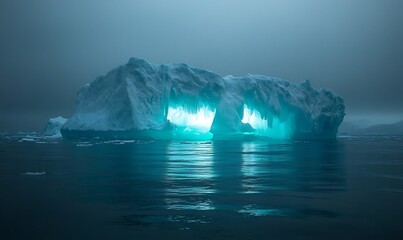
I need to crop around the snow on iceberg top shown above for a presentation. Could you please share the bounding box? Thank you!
[61,57,345,140]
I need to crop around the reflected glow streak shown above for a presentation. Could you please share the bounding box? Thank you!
[239,205,286,217]
[167,106,216,133]
[241,142,260,194]
[164,143,216,211]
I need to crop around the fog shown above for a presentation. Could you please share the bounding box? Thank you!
[1,0,402,131]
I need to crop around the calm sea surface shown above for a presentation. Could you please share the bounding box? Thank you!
[1,136,403,239]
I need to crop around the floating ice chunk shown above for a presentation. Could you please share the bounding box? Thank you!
[22,171,46,176]
[18,138,36,142]
[76,143,93,147]
[43,116,67,137]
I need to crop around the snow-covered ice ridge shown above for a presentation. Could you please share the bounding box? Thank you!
[61,57,344,140]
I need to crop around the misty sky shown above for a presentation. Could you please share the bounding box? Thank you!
[1,0,403,131]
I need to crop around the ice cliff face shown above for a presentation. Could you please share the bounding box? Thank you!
[61,57,344,140]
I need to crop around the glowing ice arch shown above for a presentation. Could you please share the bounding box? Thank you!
[167,106,216,140]
[241,104,295,139]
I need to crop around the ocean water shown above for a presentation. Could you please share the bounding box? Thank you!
[1,136,403,239]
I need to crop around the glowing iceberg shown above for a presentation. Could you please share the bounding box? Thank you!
[61,57,344,140]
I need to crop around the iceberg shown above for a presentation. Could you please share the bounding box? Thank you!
[61,57,344,140]
[43,116,67,137]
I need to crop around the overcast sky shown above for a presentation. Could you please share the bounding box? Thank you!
[1,0,402,131]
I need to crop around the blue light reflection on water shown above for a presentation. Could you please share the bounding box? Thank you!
[48,139,346,221]
[145,140,345,216]
[140,141,336,212]
[10,136,403,239]
[164,142,216,211]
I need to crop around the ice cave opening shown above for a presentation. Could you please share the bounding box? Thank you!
[166,105,216,140]
[241,105,295,139]
[165,104,295,140]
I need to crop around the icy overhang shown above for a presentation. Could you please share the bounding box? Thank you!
[167,105,215,140]
[241,105,295,139]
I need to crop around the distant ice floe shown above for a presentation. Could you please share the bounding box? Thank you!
[22,171,46,176]
[18,138,37,142]
[76,143,94,147]
[13,135,61,144]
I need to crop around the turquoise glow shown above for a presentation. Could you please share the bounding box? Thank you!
[242,105,294,139]
[241,142,260,194]
[167,106,215,140]
[165,104,294,140]
[164,142,215,211]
